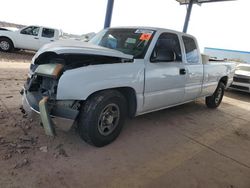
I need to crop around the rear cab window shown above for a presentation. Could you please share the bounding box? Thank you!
[42,28,55,38]
[182,36,200,64]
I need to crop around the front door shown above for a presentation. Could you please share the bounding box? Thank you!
[17,26,41,50]
[143,32,186,112]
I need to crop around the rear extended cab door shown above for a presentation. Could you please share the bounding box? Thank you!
[181,35,204,101]
[39,27,57,48]
[143,31,186,112]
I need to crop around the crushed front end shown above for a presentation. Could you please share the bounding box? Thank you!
[21,39,134,137]
[22,62,80,136]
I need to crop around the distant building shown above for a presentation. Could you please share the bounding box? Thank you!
[204,47,250,63]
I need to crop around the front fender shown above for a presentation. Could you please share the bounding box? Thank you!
[56,61,145,100]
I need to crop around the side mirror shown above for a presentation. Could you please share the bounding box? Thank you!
[151,49,176,63]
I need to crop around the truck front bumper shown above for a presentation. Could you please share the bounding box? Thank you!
[229,82,250,93]
[22,89,79,136]
[229,74,250,93]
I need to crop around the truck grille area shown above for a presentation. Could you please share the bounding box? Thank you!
[40,77,57,96]
[25,75,58,99]
[233,76,250,83]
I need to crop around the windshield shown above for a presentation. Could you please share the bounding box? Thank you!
[89,28,155,58]
[237,65,250,72]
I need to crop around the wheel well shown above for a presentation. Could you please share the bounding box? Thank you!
[0,36,13,44]
[87,87,137,118]
[116,87,137,118]
[219,76,228,86]
[0,36,14,46]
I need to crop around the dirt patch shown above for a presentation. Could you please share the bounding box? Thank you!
[234,129,250,141]
[0,52,250,188]
[0,51,34,63]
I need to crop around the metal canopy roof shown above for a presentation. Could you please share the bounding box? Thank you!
[176,0,236,33]
[176,0,235,5]
[104,0,236,33]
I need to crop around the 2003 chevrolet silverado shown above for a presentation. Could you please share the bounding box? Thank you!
[22,27,236,147]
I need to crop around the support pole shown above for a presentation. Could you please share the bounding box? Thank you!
[104,0,114,28]
[183,0,194,33]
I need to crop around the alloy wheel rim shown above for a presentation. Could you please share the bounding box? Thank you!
[0,41,10,51]
[215,88,222,104]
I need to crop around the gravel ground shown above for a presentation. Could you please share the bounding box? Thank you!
[0,51,250,188]
[0,51,34,63]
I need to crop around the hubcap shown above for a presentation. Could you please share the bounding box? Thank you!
[0,41,10,51]
[98,103,120,136]
[215,88,222,104]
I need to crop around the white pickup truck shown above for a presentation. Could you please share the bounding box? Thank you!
[22,27,235,147]
[0,25,61,52]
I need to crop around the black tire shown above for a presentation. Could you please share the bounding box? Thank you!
[206,82,225,108]
[14,48,21,52]
[0,38,14,52]
[78,90,127,147]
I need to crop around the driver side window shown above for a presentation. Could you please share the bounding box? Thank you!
[20,26,39,36]
[151,32,182,63]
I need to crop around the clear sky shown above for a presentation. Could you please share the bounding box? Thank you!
[0,0,249,52]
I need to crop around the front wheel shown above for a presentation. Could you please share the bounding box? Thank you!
[78,90,127,147]
[206,82,225,108]
[0,38,14,52]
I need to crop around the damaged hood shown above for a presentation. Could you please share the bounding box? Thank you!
[34,40,133,60]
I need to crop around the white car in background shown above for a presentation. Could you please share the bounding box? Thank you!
[230,63,250,93]
[0,25,61,52]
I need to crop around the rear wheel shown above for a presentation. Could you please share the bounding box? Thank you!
[78,90,127,147]
[206,82,225,108]
[0,38,14,52]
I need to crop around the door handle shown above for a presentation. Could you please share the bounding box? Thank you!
[50,40,54,42]
[34,37,39,39]
[179,68,186,75]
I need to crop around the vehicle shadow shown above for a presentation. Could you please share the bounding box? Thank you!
[225,89,250,103]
